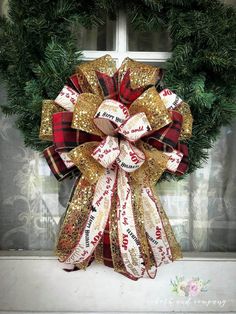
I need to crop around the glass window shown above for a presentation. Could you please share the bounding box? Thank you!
[73,17,116,51]
[158,123,236,252]
[0,104,61,249]
[141,61,167,68]
[128,23,172,52]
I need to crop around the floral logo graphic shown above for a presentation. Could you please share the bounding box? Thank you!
[171,276,210,297]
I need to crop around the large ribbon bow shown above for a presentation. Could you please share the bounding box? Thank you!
[39,55,193,280]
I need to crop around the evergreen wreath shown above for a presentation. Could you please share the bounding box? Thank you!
[0,0,235,180]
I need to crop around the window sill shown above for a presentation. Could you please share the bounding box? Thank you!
[0,250,235,261]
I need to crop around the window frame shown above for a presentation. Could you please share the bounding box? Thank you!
[81,11,171,66]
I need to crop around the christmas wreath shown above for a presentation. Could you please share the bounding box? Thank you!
[0,0,236,279]
[0,0,235,180]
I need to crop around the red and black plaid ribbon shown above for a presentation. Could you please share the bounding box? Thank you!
[96,70,119,100]
[144,110,183,152]
[67,74,83,94]
[119,69,146,107]
[53,112,80,152]
[44,111,101,180]
[52,112,101,152]
[103,222,114,268]
[43,145,78,181]
[96,69,147,107]
[175,143,189,176]
[143,110,189,175]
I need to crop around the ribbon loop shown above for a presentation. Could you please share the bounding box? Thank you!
[52,112,79,152]
[39,100,64,141]
[144,110,183,152]
[175,102,193,140]
[116,140,145,173]
[159,88,183,110]
[164,150,184,173]
[76,55,117,96]
[72,93,104,137]
[119,57,162,90]
[43,145,78,181]
[94,99,130,135]
[68,142,105,184]
[130,142,170,185]
[92,136,120,168]
[55,85,79,112]
[118,112,152,142]
[129,87,172,131]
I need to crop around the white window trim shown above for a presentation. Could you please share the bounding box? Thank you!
[82,11,171,66]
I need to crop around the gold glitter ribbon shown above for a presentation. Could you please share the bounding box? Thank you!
[129,87,172,131]
[76,55,117,96]
[56,176,95,262]
[119,57,162,89]
[39,100,64,141]
[68,142,104,184]
[176,102,193,140]
[72,93,104,136]
[130,142,170,185]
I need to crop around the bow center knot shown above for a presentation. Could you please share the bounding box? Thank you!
[92,99,151,172]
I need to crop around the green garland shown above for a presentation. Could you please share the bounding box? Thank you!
[0,0,235,180]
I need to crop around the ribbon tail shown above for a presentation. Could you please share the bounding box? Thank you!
[142,185,181,268]
[63,164,117,265]
[56,176,95,263]
[108,188,135,279]
[116,169,146,279]
[130,181,157,279]
[150,188,183,261]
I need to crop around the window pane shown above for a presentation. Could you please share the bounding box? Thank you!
[128,23,172,52]
[140,61,167,68]
[73,17,116,51]
[158,122,236,252]
[0,122,63,249]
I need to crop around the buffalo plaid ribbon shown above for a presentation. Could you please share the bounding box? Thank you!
[43,145,78,181]
[96,69,146,107]
[143,110,189,175]
[44,111,101,181]
[67,74,83,94]
[96,70,119,100]
[119,69,146,106]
